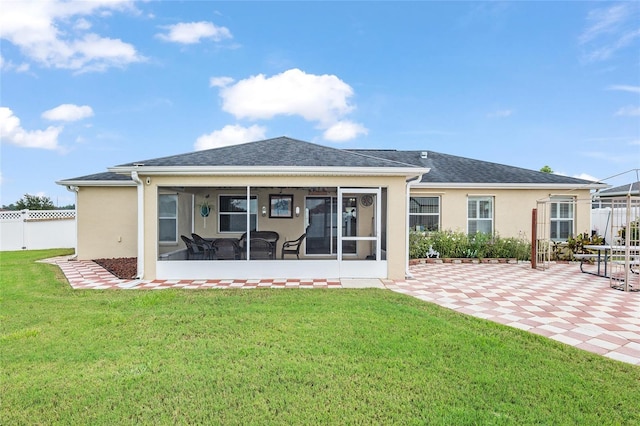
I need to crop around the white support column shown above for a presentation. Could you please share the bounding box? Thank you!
[131,171,144,279]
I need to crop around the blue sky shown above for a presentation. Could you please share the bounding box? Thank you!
[1,0,639,207]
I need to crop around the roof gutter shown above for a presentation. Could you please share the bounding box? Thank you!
[131,171,144,280]
[64,185,79,259]
[412,182,608,190]
[405,172,426,278]
[56,179,136,187]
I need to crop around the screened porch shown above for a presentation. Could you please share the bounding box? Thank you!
[156,186,388,279]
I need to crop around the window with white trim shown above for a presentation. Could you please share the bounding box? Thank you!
[550,197,574,241]
[219,195,257,233]
[158,194,178,243]
[467,196,493,234]
[409,196,440,231]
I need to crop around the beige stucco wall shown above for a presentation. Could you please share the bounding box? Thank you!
[76,186,137,260]
[75,178,593,281]
[410,187,593,239]
[142,174,409,280]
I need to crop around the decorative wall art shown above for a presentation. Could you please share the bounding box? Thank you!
[269,194,293,218]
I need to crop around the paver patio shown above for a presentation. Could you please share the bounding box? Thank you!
[43,257,640,365]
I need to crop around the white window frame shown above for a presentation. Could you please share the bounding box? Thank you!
[467,196,494,235]
[218,194,257,233]
[550,197,575,241]
[409,196,440,231]
[158,194,178,244]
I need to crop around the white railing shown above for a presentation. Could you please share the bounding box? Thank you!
[0,209,76,251]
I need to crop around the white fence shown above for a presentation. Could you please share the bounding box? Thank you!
[591,199,640,244]
[0,210,76,251]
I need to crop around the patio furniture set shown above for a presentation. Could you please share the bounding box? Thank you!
[181,230,306,261]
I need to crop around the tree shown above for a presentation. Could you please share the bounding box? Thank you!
[14,194,56,210]
[540,165,553,174]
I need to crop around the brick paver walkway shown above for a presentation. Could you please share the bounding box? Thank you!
[383,262,640,365]
[44,257,640,365]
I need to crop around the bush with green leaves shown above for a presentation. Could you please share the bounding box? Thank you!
[410,230,531,260]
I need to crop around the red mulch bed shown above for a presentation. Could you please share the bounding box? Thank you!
[93,257,137,279]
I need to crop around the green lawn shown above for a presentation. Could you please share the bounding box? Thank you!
[2,249,639,425]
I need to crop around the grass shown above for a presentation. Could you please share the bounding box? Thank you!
[2,249,639,425]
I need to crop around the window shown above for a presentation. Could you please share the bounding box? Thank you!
[158,194,178,243]
[410,197,440,231]
[219,195,257,233]
[468,196,493,234]
[550,197,574,241]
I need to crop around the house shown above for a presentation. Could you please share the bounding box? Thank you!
[57,136,605,281]
[592,182,640,208]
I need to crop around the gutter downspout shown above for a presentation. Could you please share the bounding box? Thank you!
[131,171,144,279]
[406,173,425,278]
[65,185,79,259]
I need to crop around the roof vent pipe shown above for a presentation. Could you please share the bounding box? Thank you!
[420,151,428,159]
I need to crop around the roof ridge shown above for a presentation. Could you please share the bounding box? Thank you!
[115,136,425,169]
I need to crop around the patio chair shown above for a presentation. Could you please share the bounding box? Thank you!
[191,233,215,260]
[211,238,241,260]
[249,238,275,260]
[181,235,208,260]
[281,231,307,259]
[239,231,279,259]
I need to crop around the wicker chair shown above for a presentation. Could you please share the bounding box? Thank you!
[191,233,215,259]
[281,232,307,259]
[211,238,241,260]
[248,238,275,260]
[181,235,208,260]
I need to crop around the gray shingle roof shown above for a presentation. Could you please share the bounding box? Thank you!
[115,137,419,169]
[57,172,133,183]
[598,182,640,196]
[349,149,600,185]
[57,137,605,187]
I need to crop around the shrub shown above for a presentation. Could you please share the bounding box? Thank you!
[618,219,639,244]
[410,230,531,260]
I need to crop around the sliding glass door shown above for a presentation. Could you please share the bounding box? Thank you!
[305,196,357,255]
[305,188,381,262]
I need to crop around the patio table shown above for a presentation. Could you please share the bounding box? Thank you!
[581,245,640,278]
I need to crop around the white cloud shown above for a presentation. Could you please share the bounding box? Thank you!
[0,107,62,150]
[323,121,368,142]
[607,85,640,94]
[209,76,235,88]
[194,124,266,151]
[156,21,232,44]
[487,109,513,118]
[0,0,144,72]
[74,18,91,31]
[573,173,600,182]
[579,3,640,62]
[220,69,355,125]
[217,68,366,141]
[42,104,94,122]
[579,4,629,44]
[614,106,640,116]
[0,54,30,73]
